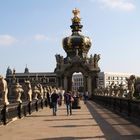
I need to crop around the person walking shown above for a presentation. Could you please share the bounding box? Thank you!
[64,91,73,116]
[57,88,63,106]
[83,91,89,104]
[51,89,59,116]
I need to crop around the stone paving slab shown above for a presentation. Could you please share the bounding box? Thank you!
[0,100,140,140]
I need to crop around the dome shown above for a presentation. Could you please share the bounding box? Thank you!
[63,33,92,58]
[24,66,29,73]
[62,8,92,58]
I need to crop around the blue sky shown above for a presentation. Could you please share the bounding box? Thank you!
[0,0,140,76]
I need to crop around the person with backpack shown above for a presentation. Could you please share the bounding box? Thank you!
[64,91,73,116]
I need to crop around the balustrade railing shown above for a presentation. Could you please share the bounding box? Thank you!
[92,95,140,121]
[0,99,48,125]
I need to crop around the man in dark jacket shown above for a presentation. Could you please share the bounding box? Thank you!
[64,91,73,116]
[51,89,59,116]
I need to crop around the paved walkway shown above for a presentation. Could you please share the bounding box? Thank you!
[0,100,140,140]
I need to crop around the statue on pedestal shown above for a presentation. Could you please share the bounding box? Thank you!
[109,82,115,96]
[33,86,40,100]
[24,80,32,101]
[126,75,136,99]
[118,82,125,98]
[0,75,9,105]
[37,84,44,99]
[113,84,119,97]
[13,83,23,103]
[55,54,64,70]
[93,54,100,68]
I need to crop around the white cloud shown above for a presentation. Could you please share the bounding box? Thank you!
[33,34,58,43]
[0,35,17,46]
[99,0,135,11]
[34,34,48,41]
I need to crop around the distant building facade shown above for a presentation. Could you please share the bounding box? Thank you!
[98,72,132,88]
[6,67,56,87]
[71,72,134,90]
[72,73,83,91]
[6,67,57,99]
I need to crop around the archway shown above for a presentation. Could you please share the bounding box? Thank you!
[54,9,101,96]
[72,72,83,92]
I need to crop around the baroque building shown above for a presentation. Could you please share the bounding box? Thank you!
[55,8,101,94]
[6,9,101,96]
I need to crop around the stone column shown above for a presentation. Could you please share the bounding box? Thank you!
[64,76,68,91]
[87,75,92,96]
[67,76,72,91]
[56,76,61,88]
[91,74,99,94]
[83,76,88,92]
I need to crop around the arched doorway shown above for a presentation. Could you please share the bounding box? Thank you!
[72,72,83,92]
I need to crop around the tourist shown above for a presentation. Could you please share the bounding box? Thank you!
[64,91,73,116]
[83,91,89,104]
[57,88,63,106]
[51,89,59,116]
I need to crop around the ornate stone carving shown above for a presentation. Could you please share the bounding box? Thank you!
[0,75,9,105]
[24,80,32,101]
[118,83,125,98]
[37,84,44,99]
[33,86,40,100]
[126,75,136,99]
[109,82,115,96]
[55,54,64,70]
[113,84,119,97]
[13,82,23,103]
[93,54,100,68]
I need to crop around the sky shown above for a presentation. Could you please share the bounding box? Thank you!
[0,0,140,76]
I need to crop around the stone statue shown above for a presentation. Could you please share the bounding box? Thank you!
[43,87,47,98]
[37,84,44,99]
[109,82,115,96]
[0,75,9,105]
[113,84,119,97]
[93,54,100,68]
[118,82,124,98]
[24,80,32,101]
[55,54,64,69]
[13,83,23,103]
[89,54,94,64]
[126,75,136,99]
[104,86,110,96]
[33,86,40,100]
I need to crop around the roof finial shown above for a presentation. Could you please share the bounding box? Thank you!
[72,8,80,18]
[72,8,81,23]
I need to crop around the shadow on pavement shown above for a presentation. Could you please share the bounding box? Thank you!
[50,124,97,128]
[86,101,140,140]
[44,117,93,122]
[36,136,105,140]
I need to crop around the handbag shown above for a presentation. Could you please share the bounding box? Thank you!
[70,96,74,102]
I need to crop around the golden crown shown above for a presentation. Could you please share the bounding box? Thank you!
[72,8,81,23]
[72,8,80,17]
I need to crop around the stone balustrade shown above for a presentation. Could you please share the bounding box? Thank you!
[92,95,140,122]
[0,99,47,125]
[0,75,49,125]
